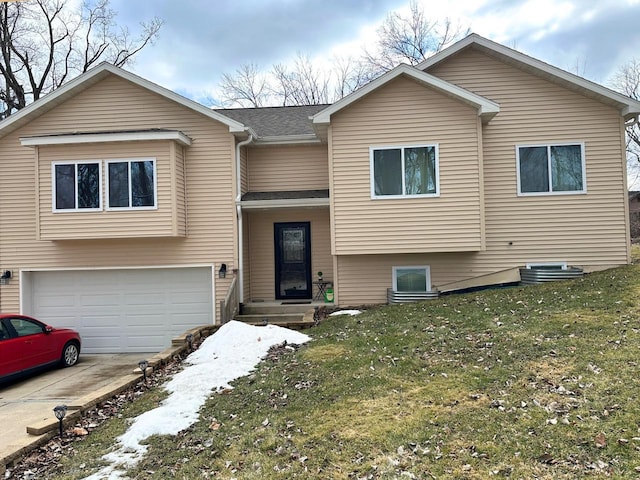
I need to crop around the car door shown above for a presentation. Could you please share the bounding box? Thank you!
[0,318,25,377]
[5,316,56,370]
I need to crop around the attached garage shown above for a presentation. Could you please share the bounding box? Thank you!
[22,267,214,353]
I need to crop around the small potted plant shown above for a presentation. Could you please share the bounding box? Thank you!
[317,271,323,281]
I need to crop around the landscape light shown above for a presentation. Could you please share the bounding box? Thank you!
[138,359,149,384]
[53,405,67,438]
[186,333,193,350]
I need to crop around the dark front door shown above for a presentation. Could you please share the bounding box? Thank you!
[274,222,311,300]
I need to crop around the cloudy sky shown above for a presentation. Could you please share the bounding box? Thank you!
[109,0,640,104]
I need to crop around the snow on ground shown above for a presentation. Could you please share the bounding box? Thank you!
[329,310,362,316]
[83,321,310,480]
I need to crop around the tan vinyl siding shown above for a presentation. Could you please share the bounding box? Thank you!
[247,144,329,192]
[426,49,628,268]
[330,75,483,255]
[246,208,331,301]
[242,213,251,301]
[0,74,236,315]
[333,51,629,305]
[175,144,187,236]
[38,140,186,240]
[337,253,482,305]
[240,146,248,194]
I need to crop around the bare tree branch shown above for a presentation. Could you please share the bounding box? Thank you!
[362,0,468,78]
[0,0,162,119]
[271,53,330,106]
[610,59,640,187]
[219,63,269,108]
[217,2,467,107]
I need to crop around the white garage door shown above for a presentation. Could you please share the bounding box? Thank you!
[26,267,214,353]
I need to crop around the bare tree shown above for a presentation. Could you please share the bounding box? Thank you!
[610,59,640,187]
[217,2,467,107]
[0,0,162,119]
[271,53,330,106]
[332,54,370,100]
[362,0,468,78]
[219,63,269,108]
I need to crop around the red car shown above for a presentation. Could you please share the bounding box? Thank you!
[0,314,81,383]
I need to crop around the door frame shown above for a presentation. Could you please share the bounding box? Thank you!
[274,222,312,300]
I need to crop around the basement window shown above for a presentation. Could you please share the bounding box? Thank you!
[392,266,431,292]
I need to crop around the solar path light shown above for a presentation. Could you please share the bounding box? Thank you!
[53,405,67,438]
[138,359,149,384]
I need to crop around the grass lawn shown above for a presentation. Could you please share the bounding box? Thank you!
[50,262,640,479]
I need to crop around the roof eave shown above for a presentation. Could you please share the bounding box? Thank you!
[312,63,499,125]
[420,33,640,118]
[237,197,330,210]
[20,130,193,147]
[253,134,321,145]
[0,62,248,139]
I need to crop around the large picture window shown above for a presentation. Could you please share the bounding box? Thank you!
[107,159,156,209]
[52,161,101,211]
[517,143,585,195]
[371,145,438,198]
[392,266,431,292]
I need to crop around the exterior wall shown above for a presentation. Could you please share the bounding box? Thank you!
[426,48,629,267]
[37,140,186,240]
[329,75,484,255]
[334,50,630,306]
[240,145,248,195]
[245,208,331,301]
[174,143,187,236]
[337,253,483,305]
[0,74,237,316]
[247,144,329,192]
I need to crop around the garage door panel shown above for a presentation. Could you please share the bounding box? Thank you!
[80,294,122,307]
[170,313,210,326]
[29,268,213,353]
[125,293,166,306]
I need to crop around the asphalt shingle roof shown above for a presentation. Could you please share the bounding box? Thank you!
[214,104,328,138]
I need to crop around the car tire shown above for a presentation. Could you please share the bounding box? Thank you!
[61,342,80,367]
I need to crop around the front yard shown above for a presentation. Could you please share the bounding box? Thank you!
[23,257,640,479]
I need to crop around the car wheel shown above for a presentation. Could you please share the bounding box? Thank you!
[61,342,80,367]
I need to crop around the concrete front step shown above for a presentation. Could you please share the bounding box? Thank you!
[234,309,318,330]
[236,313,306,323]
[241,302,322,315]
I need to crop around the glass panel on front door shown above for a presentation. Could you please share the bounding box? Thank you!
[275,222,311,299]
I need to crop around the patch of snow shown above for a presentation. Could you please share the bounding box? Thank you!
[329,309,362,316]
[83,320,310,480]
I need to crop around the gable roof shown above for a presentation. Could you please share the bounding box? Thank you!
[0,62,249,140]
[418,33,640,120]
[215,104,327,143]
[312,63,499,134]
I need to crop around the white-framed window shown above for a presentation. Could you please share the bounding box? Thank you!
[392,266,431,292]
[371,145,439,198]
[106,158,157,209]
[52,161,102,212]
[516,143,586,195]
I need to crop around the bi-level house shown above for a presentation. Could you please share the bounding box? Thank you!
[1,34,638,353]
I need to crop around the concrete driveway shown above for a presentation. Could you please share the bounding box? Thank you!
[0,354,142,463]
